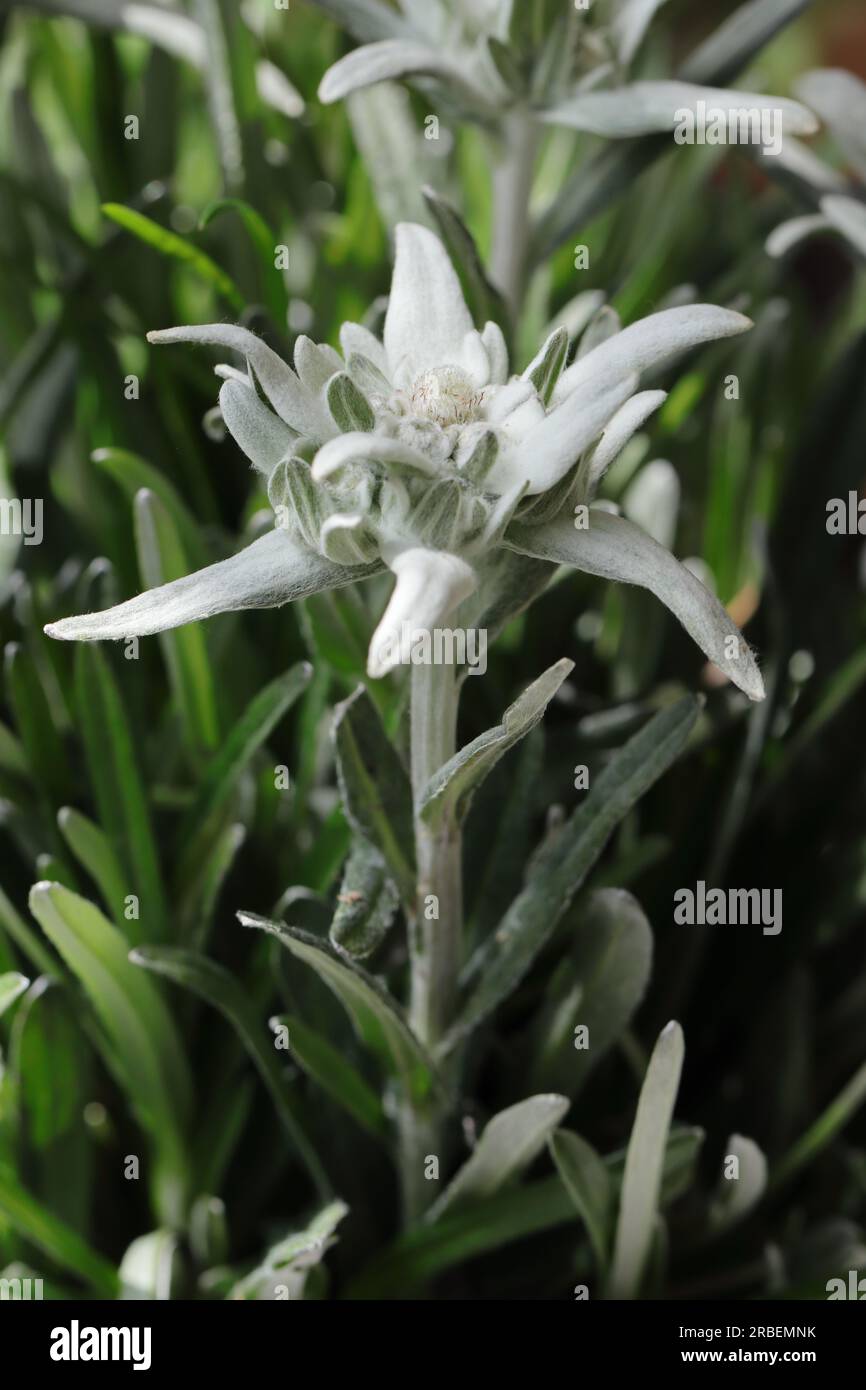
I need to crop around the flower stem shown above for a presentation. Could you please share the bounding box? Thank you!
[399,659,462,1223]
[490,108,538,320]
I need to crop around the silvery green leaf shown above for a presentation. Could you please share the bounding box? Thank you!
[577,306,622,359]
[148,324,334,440]
[327,372,376,433]
[481,321,509,384]
[422,185,508,330]
[445,699,698,1053]
[553,304,752,406]
[385,222,477,387]
[230,1200,349,1301]
[320,514,379,566]
[268,458,328,549]
[522,326,568,404]
[330,839,399,960]
[307,0,414,43]
[240,915,441,1104]
[45,529,382,642]
[766,213,834,258]
[546,289,606,341]
[537,889,653,1097]
[458,429,499,484]
[293,336,343,395]
[540,81,817,139]
[0,972,29,1018]
[219,380,295,478]
[607,1022,684,1299]
[680,0,813,87]
[623,459,680,549]
[349,83,434,230]
[427,1095,570,1221]
[613,0,671,66]
[549,1130,612,1275]
[332,687,416,902]
[419,659,573,829]
[313,430,437,482]
[580,390,667,494]
[821,195,866,258]
[759,133,848,194]
[347,352,392,397]
[368,548,477,679]
[796,69,866,181]
[490,379,635,495]
[709,1134,768,1232]
[507,510,764,700]
[119,1230,180,1301]
[340,321,389,375]
[319,40,484,109]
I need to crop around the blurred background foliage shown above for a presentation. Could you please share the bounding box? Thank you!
[1,0,866,1300]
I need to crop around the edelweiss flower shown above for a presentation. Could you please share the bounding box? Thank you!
[766,69,866,262]
[46,224,764,701]
[315,0,815,148]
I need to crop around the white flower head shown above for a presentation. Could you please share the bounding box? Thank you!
[46,224,763,700]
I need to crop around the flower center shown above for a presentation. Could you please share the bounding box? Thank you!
[408,367,484,427]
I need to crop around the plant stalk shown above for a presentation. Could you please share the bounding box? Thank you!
[490,108,538,320]
[399,659,462,1223]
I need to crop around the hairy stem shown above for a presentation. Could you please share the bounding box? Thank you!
[399,660,462,1223]
[490,108,539,319]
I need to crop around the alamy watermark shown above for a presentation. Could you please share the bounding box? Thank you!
[0,497,43,545]
[372,624,488,675]
[674,102,783,158]
[674,881,782,936]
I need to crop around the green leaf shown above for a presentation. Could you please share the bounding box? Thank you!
[129,944,330,1198]
[28,883,191,1222]
[549,1129,612,1275]
[326,372,375,432]
[448,699,698,1052]
[350,1127,698,1296]
[419,659,573,830]
[0,972,29,1018]
[101,203,244,310]
[240,914,440,1105]
[607,1021,685,1299]
[770,1053,866,1192]
[3,642,66,802]
[428,1094,570,1221]
[332,687,416,904]
[0,883,57,978]
[176,663,311,884]
[273,1013,389,1141]
[134,488,220,752]
[522,326,569,405]
[230,1200,349,1300]
[330,839,399,960]
[680,0,813,86]
[0,1161,118,1296]
[199,199,288,326]
[532,888,653,1095]
[10,978,85,1148]
[58,806,128,926]
[74,644,166,943]
[421,185,507,327]
[91,447,207,568]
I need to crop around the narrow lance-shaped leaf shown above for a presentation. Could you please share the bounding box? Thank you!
[0,1162,118,1296]
[332,687,416,905]
[272,1013,390,1142]
[445,699,698,1052]
[58,806,128,927]
[607,1021,685,1299]
[0,971,29,1018]
[240,914,441,1106]
[549,1129,613,1276]
[134,488,220,753]
[129,944,330,1199]
[28,883,192,1224]
[427,1094,570,1221]
[73,645,167,942]
[230,1200,349,1301]
[101,203,244,310]
[419,659,573,830]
